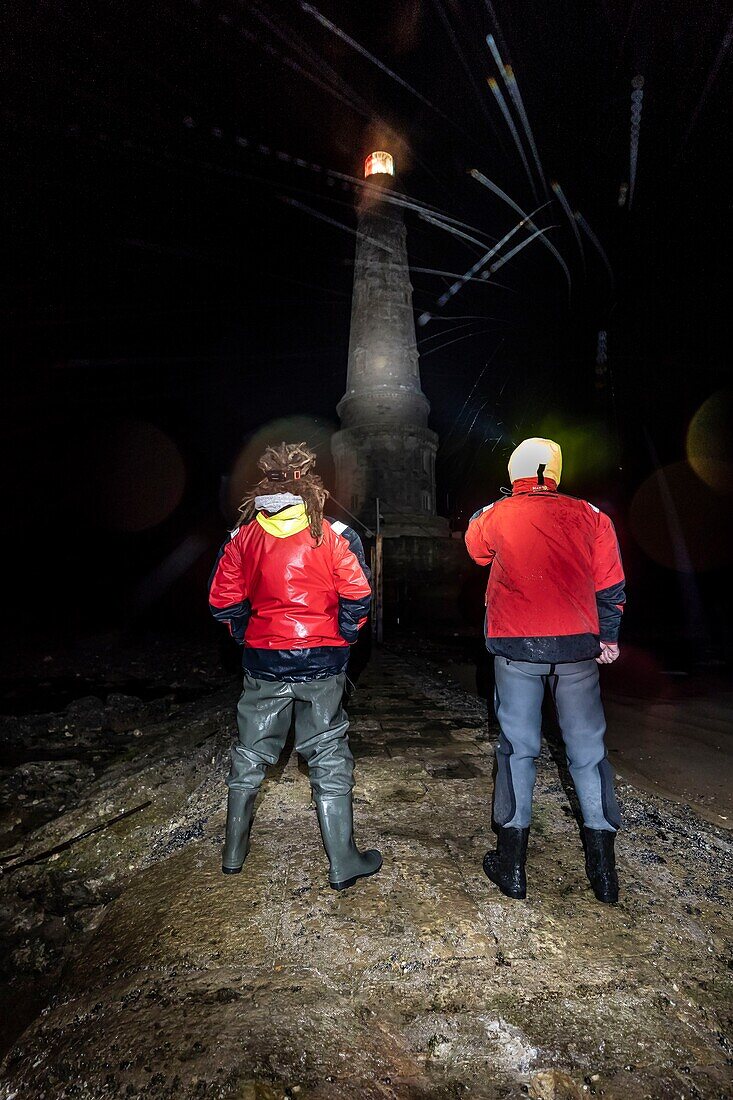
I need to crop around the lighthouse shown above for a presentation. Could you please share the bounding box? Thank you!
[331,151,448,538]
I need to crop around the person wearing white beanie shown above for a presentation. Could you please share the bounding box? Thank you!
[465,437,625,904]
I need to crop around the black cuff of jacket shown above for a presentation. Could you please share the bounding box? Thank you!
[338,594,371,644]
[210,599,251,644]
[595,581,625,644]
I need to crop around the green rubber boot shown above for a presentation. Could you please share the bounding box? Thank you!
[222,789,257,874]
[315,794,382,891]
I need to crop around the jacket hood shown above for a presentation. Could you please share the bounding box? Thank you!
[508,437,562,487]
[256,502,310,538]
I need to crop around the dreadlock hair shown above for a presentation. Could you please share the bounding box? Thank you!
[238,441,329,545]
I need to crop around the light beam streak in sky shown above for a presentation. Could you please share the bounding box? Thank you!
[430,0,502,138]
[574,210,614,290]
[246,133,483,236]
[681,14,733,151]
[235,21,369,119]
[487,75,538,201]
[281,197,396,254]
[250,4,374,118]
[300,2,457,130]
[410,267,513,290]
[373,191,496,245]
[418,320,483,344]
[551,181,585,267]
[442,341,504,449]
[486,34,506,79]
[418,201,551,322]
[629,75,644,209]
[464,398,493,439]
[296,3,491,188]
[420,327,494,358]
[430,236,509,307]
[239,7,454,195]
[481,0,510,58]
[489,225,556,273]
[417,314,497,322]
[216,122,498,246]
[418,211,498,253]
[503,63,548,195]
[470,169,571,294]
[340,173,498,241]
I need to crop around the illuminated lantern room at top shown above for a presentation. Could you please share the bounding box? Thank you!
[364,151,394,178]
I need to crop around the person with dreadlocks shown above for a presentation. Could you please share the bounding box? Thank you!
[208,442,381,890]
[465,438,625,905]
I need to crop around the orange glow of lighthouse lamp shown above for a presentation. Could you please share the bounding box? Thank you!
[364,151,394,178]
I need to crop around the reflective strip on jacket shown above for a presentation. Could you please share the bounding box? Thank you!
[465,477,625,663]
[209,508,371,681]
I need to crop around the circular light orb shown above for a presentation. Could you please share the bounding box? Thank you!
[99,419,186,532]
[629,461,730,572]
[536,416,614,483]
[686,388,733,494]
[226,416,336,521]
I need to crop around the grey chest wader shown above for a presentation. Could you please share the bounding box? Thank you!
[222,672,382,889]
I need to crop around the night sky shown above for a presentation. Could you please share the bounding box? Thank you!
[5,1,731,656]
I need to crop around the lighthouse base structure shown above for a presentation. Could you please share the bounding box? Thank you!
[332,425,449,539]
[332,426,477,631]
[379,533,479,631]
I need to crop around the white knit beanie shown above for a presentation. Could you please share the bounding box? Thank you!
[508,438,563,486]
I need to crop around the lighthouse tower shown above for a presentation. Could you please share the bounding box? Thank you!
[331,151,448,537]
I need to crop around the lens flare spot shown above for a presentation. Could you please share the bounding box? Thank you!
[601,644,672,700]
[686,389,733,494]
[226,416,336,521]
[629,461,730,571]
[536,416,614,482]
[99,420,185,532]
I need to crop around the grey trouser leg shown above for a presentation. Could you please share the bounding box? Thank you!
[228,672,353,797]
[228,674,294,791]
[550,662,621,832]
[493,658,544,829]
[492,657,621,831]
[292,674,354,798]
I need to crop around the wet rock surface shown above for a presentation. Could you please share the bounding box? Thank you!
[0,647,731,1098]
[0,635,227,852]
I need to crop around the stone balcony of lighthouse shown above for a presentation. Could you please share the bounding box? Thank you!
[337,341,430,428]
[336,385,430,429]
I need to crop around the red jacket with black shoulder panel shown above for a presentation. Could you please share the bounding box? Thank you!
[209,515,371,681]
[465,477,625,663]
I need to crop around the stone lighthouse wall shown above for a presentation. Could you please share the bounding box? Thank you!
[332,189,448,538]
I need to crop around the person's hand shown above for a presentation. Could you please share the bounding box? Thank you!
[596,642,620,665]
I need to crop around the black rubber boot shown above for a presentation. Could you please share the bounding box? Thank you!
[483,826,530,899]
[583,827,619,904]
[222,789,257,874]
[315,793,382,891]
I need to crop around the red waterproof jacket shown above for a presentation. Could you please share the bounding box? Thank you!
[465,477,625,663]
[209,508,371,681]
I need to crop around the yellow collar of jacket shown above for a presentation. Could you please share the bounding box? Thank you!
[256,503,310,538]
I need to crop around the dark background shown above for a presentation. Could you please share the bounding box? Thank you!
[4,0,731,662]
